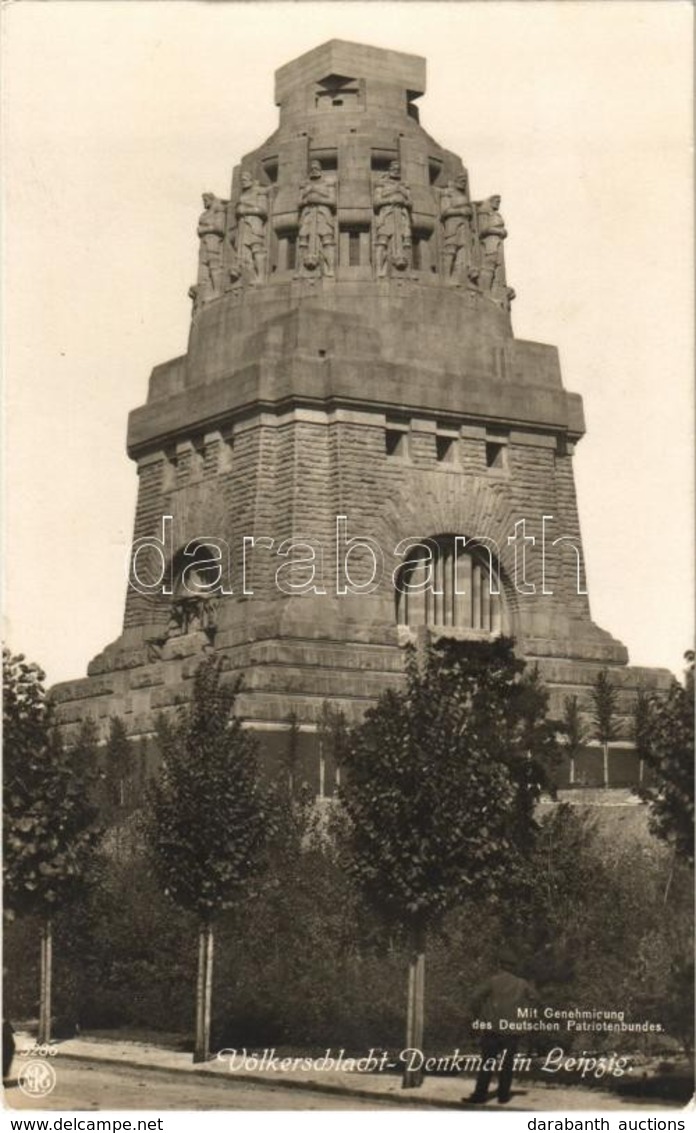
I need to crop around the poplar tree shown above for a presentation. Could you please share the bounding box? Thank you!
[3,648,99,1042]
[636,654,694,869]
[590,668,619,788]
[103,716,136,817]
[562,694,587,786]
[145,654,272,1062]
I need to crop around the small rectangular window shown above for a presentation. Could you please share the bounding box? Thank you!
[340,225,370,269]
[386,429,408,458]
[349,231,361,266]
[310,150,338,171]
[371,154,398,174]
[261,157,279,184]
[486,442,507,471]
[428,159,443,185]
[286,234,297,271]
[316,89,360,111]
[436,435,456,463]
[412,230,434,274]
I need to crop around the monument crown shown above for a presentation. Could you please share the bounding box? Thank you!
[274,39,426,108]
[181,37,515,333]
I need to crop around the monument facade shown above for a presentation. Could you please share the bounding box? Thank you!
[51,41,671,790]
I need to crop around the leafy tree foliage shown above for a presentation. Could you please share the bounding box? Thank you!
[3,648,99,921]
[102,716,138,817]
[636,655,694,864]
[145,655,272,923]
[4,647,100,1041]
[561,693,587,784]
[338,637,558,933]
[632,685,653,764]
[144,653,273,1060]
[590,668,619,787]
[590,668,619,745]
[279,711,302,795]
[5,758,692,1061]
[317,700,349,793]
[503,803,694,1055]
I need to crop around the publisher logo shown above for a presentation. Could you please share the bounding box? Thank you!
[17,1060,56,1098]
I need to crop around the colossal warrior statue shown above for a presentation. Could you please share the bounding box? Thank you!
[475,194,508,292]
[230,172,269,284]
[373,160,412,277]
[193,192,227,306]
[297,160,337,277]
[439,172,475,283]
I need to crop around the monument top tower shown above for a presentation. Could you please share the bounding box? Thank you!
[127,38,570,456]
[274,39,426,115]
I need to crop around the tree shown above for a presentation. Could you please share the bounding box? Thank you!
[637,653,694,870]
[590,668,619,787]
[3,648,99,1041]
[279,711,302,796]
[632,684,653,787]
[337,636,558,1087]
[103,716,137,816]
[502,801,694,1055]
[101,717,140,860]
[144,654,272,1062]
[317,700,349,796]
[561,694,587,786]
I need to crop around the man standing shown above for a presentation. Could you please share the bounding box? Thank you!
[2,1018,15,1081]
[466,960,535,1105]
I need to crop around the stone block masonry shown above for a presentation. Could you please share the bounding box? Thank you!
[51,40,672,786]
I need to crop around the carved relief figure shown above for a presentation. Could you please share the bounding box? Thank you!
[440,172,475,283]
[166,601,186,638]
[297,160,337,276]
[166,596,217,640]
[231,172,269,284]
[475,195,508,292]
[194,192,227,306]
[166,559,219,640]
[373,160,412,276]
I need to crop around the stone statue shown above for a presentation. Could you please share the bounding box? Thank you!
[195,192,227,305]
[200,596,218,638]
[166,595,217,639]
[373,160,412,277]
[230,172,269,284]
[475,195,508,292]
[440,172,475,283]
[166,560,219,641]
[297,160,337,276]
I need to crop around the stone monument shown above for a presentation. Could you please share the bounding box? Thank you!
[51,40,671,793]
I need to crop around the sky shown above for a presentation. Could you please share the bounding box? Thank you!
[3,1,693,688]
